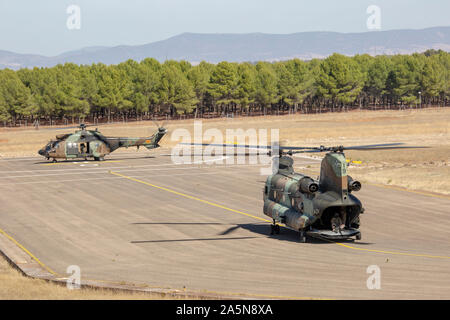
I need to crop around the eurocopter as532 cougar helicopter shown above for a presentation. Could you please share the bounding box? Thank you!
[183,141,420,242]
[38,123,167,162]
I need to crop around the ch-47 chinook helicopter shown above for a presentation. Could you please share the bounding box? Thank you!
[182,141,420,242]
[38,123,167,162]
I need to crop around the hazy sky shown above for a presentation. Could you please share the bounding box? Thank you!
[0,0,448,56]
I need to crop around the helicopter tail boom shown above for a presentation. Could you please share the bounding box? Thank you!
[107,128,167,151]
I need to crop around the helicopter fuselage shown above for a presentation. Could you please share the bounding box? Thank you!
[38,128,166,161]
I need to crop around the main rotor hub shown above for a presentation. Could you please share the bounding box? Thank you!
[332,145,345,152]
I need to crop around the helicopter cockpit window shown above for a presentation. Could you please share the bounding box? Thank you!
[46,141,59,151]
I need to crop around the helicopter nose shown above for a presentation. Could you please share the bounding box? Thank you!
[38,149,46,156]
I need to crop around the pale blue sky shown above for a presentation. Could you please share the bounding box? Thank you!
[0,0,448,56]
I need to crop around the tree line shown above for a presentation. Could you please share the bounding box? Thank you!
[0,49,449,126]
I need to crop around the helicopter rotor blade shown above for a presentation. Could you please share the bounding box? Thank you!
[179,142,271,150]
[290,143,427,154]
[40,125,81,131]
[179,142,320,151]
[179,142,427,155]
[344,145,428,151]
[35,122,113,131]
[343,143,404,150]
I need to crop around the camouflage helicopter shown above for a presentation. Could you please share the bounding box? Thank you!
[38,123,167,162]
[183,141,419,242]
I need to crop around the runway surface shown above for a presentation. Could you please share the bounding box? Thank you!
[0,150,449,299]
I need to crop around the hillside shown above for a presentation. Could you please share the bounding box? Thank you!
[1,26,449,69]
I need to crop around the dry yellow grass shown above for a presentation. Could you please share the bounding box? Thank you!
[0,108,449,194]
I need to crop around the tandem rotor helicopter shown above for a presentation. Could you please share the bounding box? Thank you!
[183,141,422,242]
[38,122,167,162]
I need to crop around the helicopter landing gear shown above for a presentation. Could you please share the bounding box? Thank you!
[299,230,307,243]
[356,233,362,240]
[270,221,280,235]
[94,156,105,161]
[52,158,57,163]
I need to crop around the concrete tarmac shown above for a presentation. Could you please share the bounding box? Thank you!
[0,150,449,299]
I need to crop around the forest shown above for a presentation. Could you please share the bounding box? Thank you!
[0,49,449,126]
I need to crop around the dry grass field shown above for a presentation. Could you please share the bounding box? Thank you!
[0,108,449,195]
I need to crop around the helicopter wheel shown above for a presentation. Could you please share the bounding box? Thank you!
[299,230,307,243]
[274,224,280,235]
[356,233,362,240]
[52,159,57,163]
[270,224,275,235]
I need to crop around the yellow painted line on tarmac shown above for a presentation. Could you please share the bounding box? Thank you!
[111,171,450,261]
[0,227,60,276]
[110,171,270,223]
[41,160,122,166]
[333,242,450,259]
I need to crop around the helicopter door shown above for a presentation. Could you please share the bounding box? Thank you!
[79,142,89,155]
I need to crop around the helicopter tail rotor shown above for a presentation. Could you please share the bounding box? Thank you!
[151,118,168,135]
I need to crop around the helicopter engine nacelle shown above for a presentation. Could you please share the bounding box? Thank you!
[299,177,319,194]
[347,176,362,192]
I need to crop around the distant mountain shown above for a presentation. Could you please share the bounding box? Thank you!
[1,26,449,69]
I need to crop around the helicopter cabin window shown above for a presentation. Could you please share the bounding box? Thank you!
[66,142,78,154]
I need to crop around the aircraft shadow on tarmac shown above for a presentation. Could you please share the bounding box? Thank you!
[130,237,258,244]
[130,222,374,245]
[130,222,258,244]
